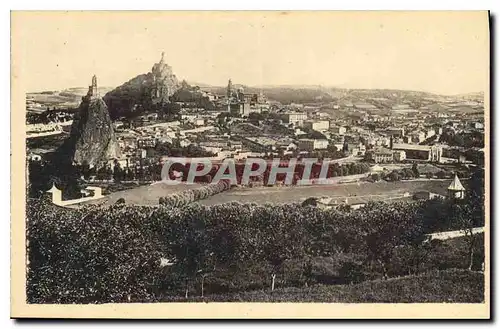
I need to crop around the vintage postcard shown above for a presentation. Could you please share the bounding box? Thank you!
[11,11,490,319]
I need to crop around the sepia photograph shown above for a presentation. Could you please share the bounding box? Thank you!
[10,10,490,319]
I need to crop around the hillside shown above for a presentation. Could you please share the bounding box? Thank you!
[162,269,483,303]
[103,52,181,119]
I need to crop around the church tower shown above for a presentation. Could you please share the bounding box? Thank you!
[227,79,233,99]
[226,79,233,112]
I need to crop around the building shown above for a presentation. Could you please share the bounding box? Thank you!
[471,122,484,129]
[425,128,436,139]
[365,148,394,163]
[282,112,307,126]
[345,142,366,156]
[194,118,205,126]
[230,102,262,116]
[405,131,426,144]
[354,103,377,110]
[393,150,406,162]
[413,191,444,200]
[447,174,466,199]
[391,143,443,163]
[385,127,405,137]
[303,120,330,132]
[331,126,347,135]
[137,137,157,149]
[317,197,366,211]
[298,139,329,151]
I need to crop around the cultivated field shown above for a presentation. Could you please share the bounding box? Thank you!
[87,182,203,206]
[198,180,451,205]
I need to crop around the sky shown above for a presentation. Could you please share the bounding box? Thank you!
[12,11,489,95]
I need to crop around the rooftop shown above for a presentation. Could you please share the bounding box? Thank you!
[448,174,466,191]
[392,143,433,152]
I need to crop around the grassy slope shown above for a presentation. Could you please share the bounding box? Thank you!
[162,269,484,303]
[198,180,450,205]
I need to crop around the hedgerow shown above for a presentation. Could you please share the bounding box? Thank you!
[159,180,231,207]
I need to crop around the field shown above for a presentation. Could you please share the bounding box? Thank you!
[197,180,450,205]
[158,269,484,303]
[26,133,68,152]
[87,181,204,205]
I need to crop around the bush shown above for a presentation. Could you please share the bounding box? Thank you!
[27,200,165,303]
[158,180,232,207]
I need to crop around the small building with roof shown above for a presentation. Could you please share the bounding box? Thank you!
[447,174,466,199]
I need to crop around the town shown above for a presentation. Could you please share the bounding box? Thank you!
[14,10,489,313]
[26,53,485,209]
[25,52,486,305]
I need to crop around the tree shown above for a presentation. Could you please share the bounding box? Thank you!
[167,212,210,298]
[253,205,307,291]
[248,112,265,123]
[113,160,123,183]
[453,202,477,270]
[402,168,414,180]
[357,202,425,279]
[436,170,447,179]
[80,160,91,180]
[387,171,400,182]
[412,163,420,178]
[468,168,485,227]
[302,197,318,207]
[115,198,125,205]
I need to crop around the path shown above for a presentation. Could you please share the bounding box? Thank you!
[426,227,484,241]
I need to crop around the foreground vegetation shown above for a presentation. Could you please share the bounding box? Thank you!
[157,269,484,303]
[27,190,484,303]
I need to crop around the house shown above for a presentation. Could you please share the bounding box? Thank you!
[316,197,366,210]
[413,191,444,200]
[365,148,393,163]
[137,137,157,149]
[471,122,484,129]
[298,139,329,151]
[282,112,307,126]
[303,120,330,132]
[194,118,205,126]
[294,128,308,137]
[345,142,366,156]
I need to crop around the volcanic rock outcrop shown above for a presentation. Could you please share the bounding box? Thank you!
[62,75,121,166]
[103,52,181,119]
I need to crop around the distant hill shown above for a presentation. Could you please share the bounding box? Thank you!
[30,75,484,113]
[27,87,114,110]
[199,84,335,105]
